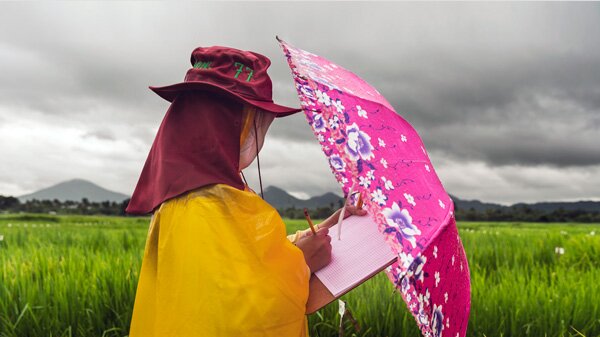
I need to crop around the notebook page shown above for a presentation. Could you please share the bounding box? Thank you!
[315,215,397,297]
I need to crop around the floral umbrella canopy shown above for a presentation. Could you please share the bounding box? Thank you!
[278,38,471,337]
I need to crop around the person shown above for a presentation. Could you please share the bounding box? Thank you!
[126,46,365,337]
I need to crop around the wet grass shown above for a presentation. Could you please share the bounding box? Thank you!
[0,214,598,337]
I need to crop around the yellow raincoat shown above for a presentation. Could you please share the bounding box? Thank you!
[129,184,310,337]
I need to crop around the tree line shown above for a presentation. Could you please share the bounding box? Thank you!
[0,196,130,215]
[454,204,600,223]
[1,195,599,222]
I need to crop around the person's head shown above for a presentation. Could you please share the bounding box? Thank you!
[127,45,301,214]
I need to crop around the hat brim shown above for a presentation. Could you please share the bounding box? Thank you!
[150,82,302,118]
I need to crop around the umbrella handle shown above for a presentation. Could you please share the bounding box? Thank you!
[336,183,356,240]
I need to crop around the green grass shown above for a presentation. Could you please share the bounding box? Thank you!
[0,214,599,337]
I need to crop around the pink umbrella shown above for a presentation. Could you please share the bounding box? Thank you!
[278,38,471,337]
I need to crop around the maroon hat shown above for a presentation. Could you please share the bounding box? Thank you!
[150,46,301,117]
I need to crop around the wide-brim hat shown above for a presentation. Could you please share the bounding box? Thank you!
[150,46,301,117]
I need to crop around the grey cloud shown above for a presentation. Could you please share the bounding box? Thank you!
[1,2,600,202]
[83,128,116,141]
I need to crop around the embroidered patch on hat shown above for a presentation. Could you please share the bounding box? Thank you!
[234,62,254,82]
[193,61,212,69]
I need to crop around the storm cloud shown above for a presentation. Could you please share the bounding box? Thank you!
[0,2,599,204]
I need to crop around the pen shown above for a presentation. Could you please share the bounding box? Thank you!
[356,193,363,210]
[303,208,317,235]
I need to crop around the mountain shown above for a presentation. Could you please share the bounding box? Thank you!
[264,186,600,213]
[264,186,343,210]
[511,201,600,213]
[15,179,600,213]
[18,179,129,203]
[450,195,506,212]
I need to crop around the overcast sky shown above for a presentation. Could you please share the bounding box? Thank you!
[1,2,599,204]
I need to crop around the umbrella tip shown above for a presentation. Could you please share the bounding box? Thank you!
[275,35,283,43]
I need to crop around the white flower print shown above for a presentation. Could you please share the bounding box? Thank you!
[341,177,349,184]
[435,271,440,287]
[433,245,438,258]
[332,99,345,113]
[366,170,375,181]
[406,293,412,302]
[371,188,387,206]
[439,199,446,209]
[378,138,386,147]
[317,134,324,142]
[328,137,335,145]
[425,164,430,172]
[452,255,455,266]
[444,292,448,303]
[357,105,368,118]
[328,115,340,129]
[316,90,331,107]
[418,308,429,326]
[380,158,388,169]
[401,134,407,142]
[398,251,413,269]
[404,193,416,207]
[382,176,394,190]
[359,176,371,188]
[446,317,450,329]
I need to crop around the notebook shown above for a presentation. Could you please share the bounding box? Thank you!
[307,214,397,313]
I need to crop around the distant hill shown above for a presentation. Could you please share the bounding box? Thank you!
[14,179,600,214]
[265,186,600,213]
[450,195,505,212]
[264,186,343,210]
[511,201,600,213]
[18,179,129,203]
[450,195,600,213]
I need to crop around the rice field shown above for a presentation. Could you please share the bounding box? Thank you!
[0,214,599,337]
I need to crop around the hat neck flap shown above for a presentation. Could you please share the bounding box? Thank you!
[126,92,245,214]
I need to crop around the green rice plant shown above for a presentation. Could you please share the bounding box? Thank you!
[0,215,598,337]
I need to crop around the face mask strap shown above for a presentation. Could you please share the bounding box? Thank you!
[254,115,264,199]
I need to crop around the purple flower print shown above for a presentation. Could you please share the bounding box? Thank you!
[345,123,375,161]
[408,254,427,282]
[431,304,444,337]
[297,83,315,102]
[312,113,326,132]
[382,202,422,248]
[329,154,345,172]
[418,308,429,326]
[400,275,411,294]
